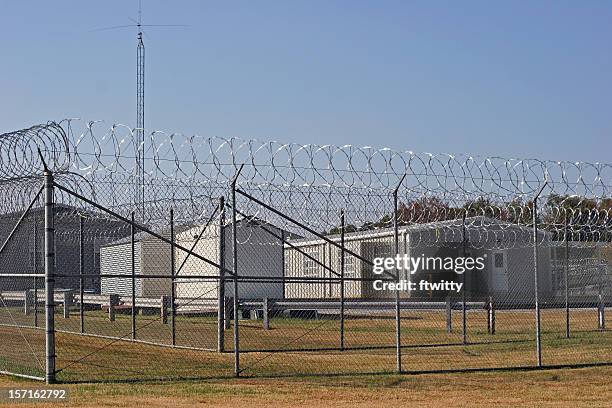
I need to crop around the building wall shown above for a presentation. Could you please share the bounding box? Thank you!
[284,242,328,299]
[100,242,143,296]
[504,246,553,303]
[140,240,173,297]
[284,235,396,299]
[175,222,285,300]
[175,225,219,300]
[100,238,173,298]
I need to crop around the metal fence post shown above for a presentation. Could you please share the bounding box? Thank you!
[598,294,606,331]
[44,170,56,384]
[34,215,39,328]
[446,296,452,333]
[79,216,84,333]
[263,297,270,330]
[131,211,136,340]
[281,230,286,300]
[340,209,345,351]
[161,295,169,324]
[564,213,570,339]
[488,296,496,335]
[231,165,244,377]
[24,290,33,315]
[170,208,176,346]
[461,212,467,345]
[393,176,404,373]
[217,196,226,352]
[533,182,547,368]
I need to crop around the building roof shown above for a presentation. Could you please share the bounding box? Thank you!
[287,215,547,247]
[103,214,301,247]
[177,215,301,241]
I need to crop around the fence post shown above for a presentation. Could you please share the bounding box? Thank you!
[281,230,286,300]
[34,216,39,327]
[487,296,496,335]
[79,216,85,333]
[225,296,232,330]
[44,169,56,384]
[598,294,606,331]
[24,290,33,315]
[63,291,72,319]
[218,196,226,352]
[393,176,404,373]
[564,213,570,339]
[263,297,270,330]
[461,212,467,345]
[170,208,176,346]
[131,211,136,340]
[108,294,118,321]
[532,182,547,368]
[340,209,345,351]
[231,165,244,377]
[446,296,452,333]
[161,295,169,324]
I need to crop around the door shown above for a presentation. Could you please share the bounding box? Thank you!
[490,251,509,292]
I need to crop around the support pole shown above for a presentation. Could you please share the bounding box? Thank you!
[393,175,404,373]
[231,165,244,377]
[263,297,270,330]
[108,294,118,322]
[488,296,496,335]
[34,216,39,328]
[446,296,452,333]
[131,211,136,340]
[217,197,226,352]
[63,291,72,319]
[24,290,33,315]
[532,182,547,368]
[44,170,56,384]
[564,213,570,339]
[340,209,345,351]
[281,230,286,300]
[79,216,84,333]
[170,208,176,346]
[461,212,467,345]
[598,294,605,331]
[161,295,169,324]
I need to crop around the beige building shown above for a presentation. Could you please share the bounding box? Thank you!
[284,216,554,303]
[175,217,289,300]
[100,230,175,297]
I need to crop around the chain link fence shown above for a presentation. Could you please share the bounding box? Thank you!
[0,120,610,383]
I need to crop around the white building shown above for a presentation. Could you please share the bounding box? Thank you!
[284,216,553,304]
[100,230,174,298]
[174,217,289,301]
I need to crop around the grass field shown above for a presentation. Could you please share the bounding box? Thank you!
[0,366,610,407]
[0,306,610,382]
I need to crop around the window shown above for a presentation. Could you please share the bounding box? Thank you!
[303,246,319,277]
[494,253,504,268]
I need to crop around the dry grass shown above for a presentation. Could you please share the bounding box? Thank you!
[0,366,610,407]
[0,307,610,382]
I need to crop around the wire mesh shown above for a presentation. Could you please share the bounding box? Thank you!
[0,120,609,382]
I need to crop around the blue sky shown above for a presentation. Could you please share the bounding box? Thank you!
[1,0,611,162]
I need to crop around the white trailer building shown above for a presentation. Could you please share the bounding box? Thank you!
[174,216,289,301]
[284,216,553,304]
[100,230,174,297]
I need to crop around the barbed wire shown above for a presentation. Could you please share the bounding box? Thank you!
[0,120,610,249]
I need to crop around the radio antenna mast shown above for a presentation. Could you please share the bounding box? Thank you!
[92,0,187,220]
[136,0,145,221]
